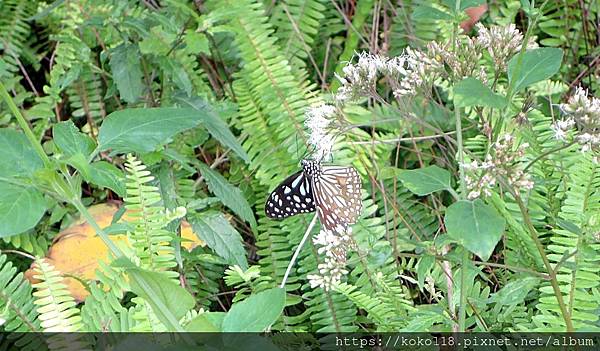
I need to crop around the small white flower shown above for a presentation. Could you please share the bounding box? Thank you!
[305,104,337,161]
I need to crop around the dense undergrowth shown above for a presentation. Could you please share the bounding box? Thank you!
[0,0,599,347]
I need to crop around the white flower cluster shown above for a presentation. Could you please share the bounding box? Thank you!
[305,104,337,161]
[335,50,442,102]
[307,227,354,291]
[465,134,534,200]
[557,87,600,155]
[475,23,537,71]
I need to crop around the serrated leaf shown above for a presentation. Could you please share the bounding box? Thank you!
[175,96,250,163]
[109,44,144,103]
[445,199,506,261]
[189,212,248,270]
[198,163,256,227]
[454,78,507,109]
[398,165,452,196]
[97,108,205,154]
[52,120,95,158]
[222,288,285,332]
[0,182,46,237]
[0,129,44,178]
[508,48,563,92]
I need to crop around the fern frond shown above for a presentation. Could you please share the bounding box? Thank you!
[31,258,83,333]
[124,154,181,278]
[271,0,327,70]
[0,254,46,351]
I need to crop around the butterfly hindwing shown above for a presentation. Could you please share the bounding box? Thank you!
[265,171,316,219]
[312,166,362,231]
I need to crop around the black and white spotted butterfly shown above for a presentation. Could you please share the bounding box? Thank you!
[265,159,362,231]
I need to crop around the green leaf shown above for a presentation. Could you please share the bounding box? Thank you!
[443,0,485,11]
[175,96,250,163]
[445,199,506,261]
[398,165,452,196]
[97,108,205,154]
[453,78,507,109]
[52,120,95,158]
[488,277,539,305]
[0,182,46,237]
[127,268,194,331]
[185,312,225,332]
[160,57,192,97]
[0,129,44,178]
[189,212,248,270]
[222,288,285,332]
[64,153,91,179]
[109,44,144,103]
[86,161,126,197]
[198,163,256,227]
[184,32,210,54]
[508,48,563,92]
[412,6,452,20]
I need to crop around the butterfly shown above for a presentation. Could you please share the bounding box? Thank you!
[265,159,362,231]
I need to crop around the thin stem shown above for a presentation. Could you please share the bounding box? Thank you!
[72,198,124,258]
[280,214,318,289]
[0,82,51,167]
[513,193,574,331]
[523,140,577,172]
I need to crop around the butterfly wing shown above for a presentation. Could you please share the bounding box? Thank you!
[312,165,362,231]
[265,171,316,219]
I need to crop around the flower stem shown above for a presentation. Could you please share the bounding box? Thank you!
[513,194,574,331]
[523,140,577,172]
[280,214,318,289]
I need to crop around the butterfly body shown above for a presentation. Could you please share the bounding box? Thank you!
[265,160,362,231]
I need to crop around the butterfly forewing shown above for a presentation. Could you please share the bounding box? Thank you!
[265,171,316,219]
[312,166,362,231]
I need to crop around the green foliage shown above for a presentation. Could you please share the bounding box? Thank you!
[0,0,598,340]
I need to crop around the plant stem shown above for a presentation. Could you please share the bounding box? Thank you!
[0,82,51,167]
[513,194,574,331]
[280,214,318,289]
[71,199,124,258]
[523,140,577,172]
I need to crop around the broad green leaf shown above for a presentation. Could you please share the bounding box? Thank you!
[0,129,44,178]
[488,277,539,305]
[508,48,563,92]
[87,161,126,197]
[97,108,205,154]
[453,78,507,109]
[222,288,285,332]
[445,199,506,261]
[109,44,144,103]
[412,6,452,20]
[127,268,194,331]
[185,312,225,332]
[198,163,256,227]
[189,212,248,270]
[64,153,91,179]
[175,96,250,163]
[52,120,95,158]
[0,182,46,237]
[160,57,192,96]
[398,165,452,196]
